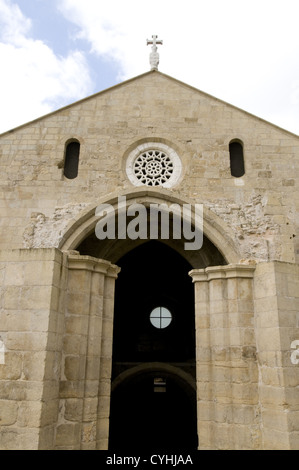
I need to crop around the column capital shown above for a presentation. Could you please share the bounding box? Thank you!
[189,263,256,282]
[67,252,120,278]
[188,268,208,283]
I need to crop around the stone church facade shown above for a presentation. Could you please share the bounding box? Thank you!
[0,70,298,450]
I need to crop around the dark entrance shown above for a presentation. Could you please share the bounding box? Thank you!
[109,370,197,451]
[109,241,197,451]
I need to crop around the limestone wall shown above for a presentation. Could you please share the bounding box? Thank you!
[254,261,299,449]
[1,70,299,450]
[56,254,119,450]
[190,261,299,450]
[0,248,65,449]
[0,71,298,263]
[1,249,298,449]
[190,265,260,449]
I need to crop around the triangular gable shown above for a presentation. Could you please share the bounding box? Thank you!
[1,70,298,139]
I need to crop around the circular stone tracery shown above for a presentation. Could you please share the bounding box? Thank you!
[126,143,182,188]
[134,150,174,186]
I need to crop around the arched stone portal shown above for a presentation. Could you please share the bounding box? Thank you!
[52,192,272,450]
[58,191,231,450]
[59,189,239,265]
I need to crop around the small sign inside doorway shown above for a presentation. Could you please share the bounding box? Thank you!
[154,377,166,393]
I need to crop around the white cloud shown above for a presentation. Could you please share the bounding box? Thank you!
[0,0,93,133]
[0,0,31,43]
[1,0,299,135]
[59,0,299,134]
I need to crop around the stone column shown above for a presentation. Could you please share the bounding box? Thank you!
[189,264,259,450]
[55,254,120,450]
[96,266,120,450]
[0,248,65,450]
[254,261,299,449]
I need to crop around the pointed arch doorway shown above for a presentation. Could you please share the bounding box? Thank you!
[108,241,197,451]
[70,192,229,450]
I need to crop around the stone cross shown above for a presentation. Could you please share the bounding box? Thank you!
[147,35,163,71]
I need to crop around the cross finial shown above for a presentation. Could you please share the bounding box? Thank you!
[146,35,163,71]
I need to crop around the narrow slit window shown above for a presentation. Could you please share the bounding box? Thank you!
[64,141,80,179]
[229,141,245,177]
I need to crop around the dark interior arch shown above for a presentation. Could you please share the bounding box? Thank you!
[111,241,195,364]
[109,367,198,451]
[109,241,198,451]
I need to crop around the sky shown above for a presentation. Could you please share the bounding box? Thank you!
[1,0,299,135]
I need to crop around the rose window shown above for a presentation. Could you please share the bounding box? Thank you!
[133,151,174,186]
[126,143,182,188]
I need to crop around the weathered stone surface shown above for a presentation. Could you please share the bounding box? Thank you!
[0,400,18,425]
[55,423,81,448]
[0,72,299,450]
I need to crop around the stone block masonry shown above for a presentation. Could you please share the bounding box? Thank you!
[0,71,299,449]
[0,72,298,264]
